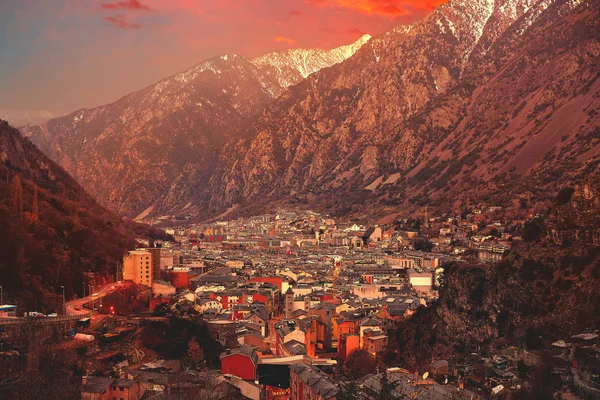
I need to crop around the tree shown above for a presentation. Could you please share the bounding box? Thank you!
[187,337,205,370]
[337,381,362,400]
[345,350,376,379]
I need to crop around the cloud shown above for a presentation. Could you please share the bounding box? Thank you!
[274,36,296,46]
[101,0,153,11]
[307,0,447,18]
[287,10,302,18]
[347,27,366,36]
[104,15,142,29]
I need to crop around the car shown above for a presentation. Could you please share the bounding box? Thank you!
[91,293,98,297]
[74,306,82,310]
[46,313,58,317]
[27,311,45,318]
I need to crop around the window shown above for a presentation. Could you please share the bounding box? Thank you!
[120,387,124,392]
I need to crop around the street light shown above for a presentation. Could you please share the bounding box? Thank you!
[0,286,3,306]
[61,285,65,315]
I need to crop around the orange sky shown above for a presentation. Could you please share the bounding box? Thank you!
[0,0,448,115]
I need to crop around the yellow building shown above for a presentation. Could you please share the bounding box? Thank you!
[123,250,153,286]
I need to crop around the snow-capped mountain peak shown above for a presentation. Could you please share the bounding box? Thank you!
[251,34,371,87]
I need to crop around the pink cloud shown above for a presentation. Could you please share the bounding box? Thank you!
[347,27,366,36]
[307,0,447,18]
[104,15,142,29]
[274,36,296,46]
[101,0,153,11]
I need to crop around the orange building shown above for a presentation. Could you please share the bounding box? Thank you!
[338,333,360,360]
[168,270,200,289]
[122,250,153,287]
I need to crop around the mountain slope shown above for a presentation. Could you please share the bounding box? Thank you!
[21,37,370,219]
[204,0,599,219]
[0,120,167,311]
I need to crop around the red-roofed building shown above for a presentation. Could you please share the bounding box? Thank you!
[220,344,258,381]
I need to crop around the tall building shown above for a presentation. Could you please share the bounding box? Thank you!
[144,247,163,279]
[123,249,153,287]
[285,287,294,318]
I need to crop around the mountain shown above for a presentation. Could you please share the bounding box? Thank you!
[0,120,168,311]
[206,0,599,220]
[20,37,370,219]
[251,34,371,89]
[0,109,58,127]
[21,0,600,222]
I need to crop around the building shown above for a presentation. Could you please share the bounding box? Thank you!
[81,376,114,400]
[144,247,163,280]
[0,305,17,317]
[151,280,176,297]
[338,333,360,360]
[220,344,259,381]
[407,269,433,293]
[290,364,338,400]
[168,269,201,289]
[123,250,153,287]
[81,376,140,400]
[365,333,388,356]
[285,287,294,318]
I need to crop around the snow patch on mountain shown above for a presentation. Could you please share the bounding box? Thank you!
[251,34,372,88]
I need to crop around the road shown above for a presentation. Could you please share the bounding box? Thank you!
[65,282,120,315]
[0,282,121,327]
[268,317,280,356]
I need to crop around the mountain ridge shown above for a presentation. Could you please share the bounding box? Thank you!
[20,36,372,219]
[22,0,600,222]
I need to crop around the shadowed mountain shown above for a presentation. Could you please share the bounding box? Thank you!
[0,120,168,311]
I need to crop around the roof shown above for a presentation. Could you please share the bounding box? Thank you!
[291,309,307,318]
[360,317,381,327]
[290,364,338,399]
[285,287,295,295]
[430,360,449,368]
[141,390,165,400]
[153,279,174,287]
[284,340,307,355]
[221,344,259,365]
[198,298,219,306]
[81,376,115,394]
[112,379,136,388]
[367,335,388,341]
